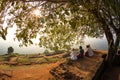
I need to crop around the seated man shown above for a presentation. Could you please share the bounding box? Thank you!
[77,46,84,59]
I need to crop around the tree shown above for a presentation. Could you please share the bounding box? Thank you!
[7,46,14,55]
[43,49,49,55]
[78,0,120,64]
[0,1,84,50]
[0,0,120,64]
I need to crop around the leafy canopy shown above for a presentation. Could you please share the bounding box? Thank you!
[0,1,105,50]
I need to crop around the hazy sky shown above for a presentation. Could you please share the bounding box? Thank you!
[84,36,108,50]
[0,26,45,54]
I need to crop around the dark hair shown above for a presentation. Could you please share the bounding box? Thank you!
[72,48,75,51]
[118,50,120,54]
[86,45,90,48]
[79,46,82,49]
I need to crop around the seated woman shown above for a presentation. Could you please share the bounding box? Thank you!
[70,48,78,60]
[85,45,94,57]
[77,46,84,59]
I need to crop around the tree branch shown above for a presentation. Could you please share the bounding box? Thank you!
[14,0,69,3]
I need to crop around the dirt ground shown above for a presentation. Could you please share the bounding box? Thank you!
[0,61,63,80]
[0,50,107,80]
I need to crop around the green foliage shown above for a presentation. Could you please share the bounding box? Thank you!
[0,57,6,61]
[17,56,48,63]
[0,28,7,40]
[9,53,19,57]
[7,47,14,55]
[48,57,58,62]
[69,21,76,29]
[38,58,48,63]
[54,50,65,54]
[0,65,11,70]
[0,1,84,50]
[29,58,39,63]
[0,0,119,52]
[43,49,49,55]
[18,58,30,63]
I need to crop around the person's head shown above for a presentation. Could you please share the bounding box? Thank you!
[118,50,120,54]
[86,45,90,48]
[71,48,75,51]
[79,46,82,49]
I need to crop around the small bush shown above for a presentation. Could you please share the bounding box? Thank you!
[28,54,39,58]
[54,50,65,54]
[7,46,14,55]
[18,58,30,63]
[0,57,6,61]
[29,58,39,63]
[39,58,48,63]
[44,49,50,55]
[10,53,19,57]
[48,57,58,62]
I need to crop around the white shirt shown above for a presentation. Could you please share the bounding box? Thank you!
[88,47,94,56]
[70,50,78,60]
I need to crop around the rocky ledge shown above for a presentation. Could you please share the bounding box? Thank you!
[50,53,103,80]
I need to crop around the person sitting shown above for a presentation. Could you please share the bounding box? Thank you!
[77,46,84,59]
[85,45,94,57]
[70,48,78,60]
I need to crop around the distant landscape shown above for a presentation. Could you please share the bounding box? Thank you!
[0,36,108,54]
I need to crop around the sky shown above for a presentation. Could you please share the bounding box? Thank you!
[84,36,108,50]
[0,26,45,54]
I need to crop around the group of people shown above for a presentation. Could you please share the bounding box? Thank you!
[70,45,94,60]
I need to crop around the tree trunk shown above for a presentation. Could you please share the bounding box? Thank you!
[107,40,115,65]
[107,34,120,66]
[83,1,120,65]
